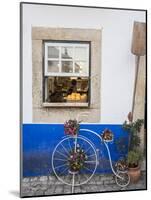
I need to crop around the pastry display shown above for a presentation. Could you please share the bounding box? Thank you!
[66,93,87,102]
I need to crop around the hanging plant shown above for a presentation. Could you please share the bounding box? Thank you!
[64,119,80,136]
[101,129,113,141]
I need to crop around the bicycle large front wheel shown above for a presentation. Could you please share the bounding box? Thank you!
[52,135,98,187]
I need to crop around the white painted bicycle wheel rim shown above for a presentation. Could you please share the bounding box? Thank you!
[52,135,98,186]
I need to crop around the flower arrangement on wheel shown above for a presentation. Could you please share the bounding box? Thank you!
[68,144,88,173]
[101,129,114,142]
[64,119,80,136]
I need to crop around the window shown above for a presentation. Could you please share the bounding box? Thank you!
[43,41,90,107]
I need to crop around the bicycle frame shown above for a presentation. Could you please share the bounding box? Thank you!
[52,125,130,194]
[80,128,123,179]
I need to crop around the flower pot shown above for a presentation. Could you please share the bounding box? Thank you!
[128,166,141,183]
[103,139,113,143]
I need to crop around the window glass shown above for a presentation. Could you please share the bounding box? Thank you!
[48,46,59,58]
[61,47,73,59]
[48,61,59,72]
[62,61,73,73]
[45,77,89,103]
[75,61,88,74]
[75,47,87,60]
[44,42,90,106]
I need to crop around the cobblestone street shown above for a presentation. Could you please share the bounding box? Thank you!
[21,171,146,197]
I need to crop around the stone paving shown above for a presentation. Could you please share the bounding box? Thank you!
[21,171,146,197]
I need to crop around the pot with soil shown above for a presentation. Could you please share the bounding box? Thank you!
[127,150,142,183]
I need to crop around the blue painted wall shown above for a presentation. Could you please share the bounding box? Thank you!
[23,124,129,177]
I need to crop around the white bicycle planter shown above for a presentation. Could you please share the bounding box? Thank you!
[52,127,130,193]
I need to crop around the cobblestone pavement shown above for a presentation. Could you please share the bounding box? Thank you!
[21,171,146,197]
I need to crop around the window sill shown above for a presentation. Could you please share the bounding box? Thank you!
[42,102,89,108]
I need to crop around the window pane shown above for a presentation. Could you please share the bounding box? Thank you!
[44,77,89,103]
[75,47,87,60]
[48,61,59,72]
[61,47,73,59]
[75,61,88,74]
[48,46,59,58]
[62,61,73,73]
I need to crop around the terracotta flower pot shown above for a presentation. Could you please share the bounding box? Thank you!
[128,166,141,183]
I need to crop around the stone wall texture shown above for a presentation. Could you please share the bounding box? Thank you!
[32,27,102,123]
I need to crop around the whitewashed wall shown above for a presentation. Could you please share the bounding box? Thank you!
[22,4,145,124]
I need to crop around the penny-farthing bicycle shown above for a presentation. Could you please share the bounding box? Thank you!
[52,116,130,193]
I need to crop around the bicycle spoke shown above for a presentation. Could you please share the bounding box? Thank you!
[60,143,70,156]
[84,146,92,154]
[59,166,69,175]
[79,140,85,149]
[87,153,96,158]
[68,138,72,151]
[83,166,94,173]
[53,158,67,162]
[54,163,68,170]
[85,160,96,164]
[55,150,68,159]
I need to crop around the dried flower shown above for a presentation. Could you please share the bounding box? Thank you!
[128,112,133,122]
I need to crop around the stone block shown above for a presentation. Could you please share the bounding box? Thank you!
[39,176,48,182]
[32,40,43,62]
[44,186,56,195]
[22,177,30,183]
[54,186,64,194]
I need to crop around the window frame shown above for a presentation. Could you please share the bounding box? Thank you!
[42,40,91,107]
[44,41,90,77]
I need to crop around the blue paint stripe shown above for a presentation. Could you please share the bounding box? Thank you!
[22,124,129,177]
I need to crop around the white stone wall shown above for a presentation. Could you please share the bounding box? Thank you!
[22,4,146,123]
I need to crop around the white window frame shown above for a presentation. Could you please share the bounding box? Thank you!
[44,42,89,77]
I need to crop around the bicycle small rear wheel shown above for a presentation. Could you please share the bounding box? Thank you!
[115,171,130,187]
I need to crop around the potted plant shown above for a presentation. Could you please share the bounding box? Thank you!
[127,150,142,182]
[123,113,144,183]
